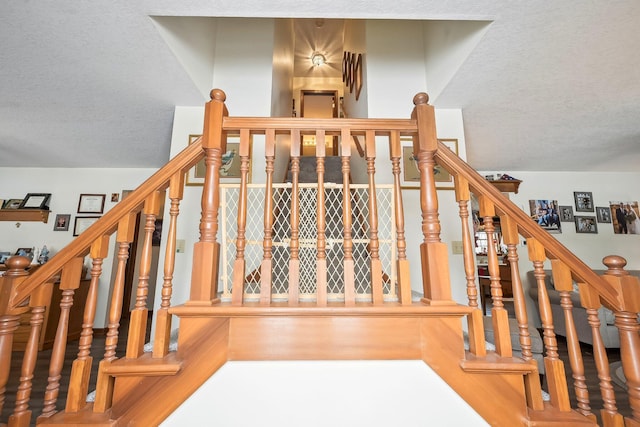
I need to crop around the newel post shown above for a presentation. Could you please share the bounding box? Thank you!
[189,89,228,304]
[601,255,640,423]
[0,256,31,414]
[411,92,453,304]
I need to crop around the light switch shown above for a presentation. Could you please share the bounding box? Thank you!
[176,239,186,253]
[451,241,463,255]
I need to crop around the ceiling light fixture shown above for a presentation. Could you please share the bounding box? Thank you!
[311,52,326,67]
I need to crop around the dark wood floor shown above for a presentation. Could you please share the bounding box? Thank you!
[553,335,631,424]
[0,321,632,426]
[1,316,146,426]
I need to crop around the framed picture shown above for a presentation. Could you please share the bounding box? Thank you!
[559,205,574,222]
[610,201,640,235]
[575,216,598,234]
[573,191,594,212]
[15,247,34,262]
[53,214,71,231]
[18,193,51,209]
[77,194,106,214]
[401,138,458,190]
[73,216,100,236]
[528,199,561,233]
[186,134,247,186]
[0,252,11,264]
[596,206,611,223]
[3,199,23,209]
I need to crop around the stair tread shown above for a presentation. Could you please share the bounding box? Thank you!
[460,350,538,374]
[37,404,116,426]
[102,352,182,376]
[170,301,475,318]
[527,402,597,426]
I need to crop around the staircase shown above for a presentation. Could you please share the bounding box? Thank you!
[0,89,638,426]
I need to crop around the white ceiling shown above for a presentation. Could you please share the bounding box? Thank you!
[1,2,639,172]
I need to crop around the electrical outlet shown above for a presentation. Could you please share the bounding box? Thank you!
[451,240,463,254]
[176,239,186,253]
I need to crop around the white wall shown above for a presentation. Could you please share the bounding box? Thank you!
[0,167,156,328]
[162,361,488,427]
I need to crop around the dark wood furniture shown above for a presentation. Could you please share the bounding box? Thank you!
[477,262,513,313]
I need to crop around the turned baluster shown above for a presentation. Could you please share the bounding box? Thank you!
[288,129,301,304]
[456,176,478,308]
[0,256,30,416]
[40,257,84,419]
[389,131,411,304]
[341,127,356,305]
[232,129,251,305]
[501,216,543,410]
[411,93,452,303]
[260,129,276,305]
[579,281,621,426]
[527,238,570,411]
[154,173,184,357]
[315,129,328,306]
[479,196,511,357]
[364,130,383,304]
[190,89,227,303]
[552,260,591,417]
[456,181,486,356]
[601,255,640,422]
[65,236,109,413]
[126,191,162,359]
[93,213,136,413]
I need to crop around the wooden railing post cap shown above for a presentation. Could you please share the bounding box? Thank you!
[210,89,226,102]
[4,256,31,277]
[602,255,628,277]
[413,92,430,106]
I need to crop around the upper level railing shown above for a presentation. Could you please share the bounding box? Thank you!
[0,89,637,426]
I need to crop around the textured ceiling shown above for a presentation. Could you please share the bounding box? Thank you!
[1,2,639,171]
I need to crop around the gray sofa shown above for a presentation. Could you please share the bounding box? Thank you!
[525,269,640,349]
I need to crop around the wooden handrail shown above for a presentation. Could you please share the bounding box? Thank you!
[434,141,620,309]
[10,138,205,308]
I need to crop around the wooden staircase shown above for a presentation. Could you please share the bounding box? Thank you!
[0,89,638,426]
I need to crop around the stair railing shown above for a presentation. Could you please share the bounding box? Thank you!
[417,88,640,424]
[0,137,205,423]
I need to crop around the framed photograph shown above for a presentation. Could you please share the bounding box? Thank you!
[53,214,71,231]
[18,193,51,209]
[573,191,594,212]
[186,134,247,186]
[596,206,611,223]
[73,216,100,236]
[401,138,458,190]
[111,193,120,202]
[15,247,34,262]
[610,201,640,235]
[528,199,561,233]
[575,216,598,234]
[77,194,106,214]
[2,199,23,209]
[0,252,11,264]
[559,206,574,222]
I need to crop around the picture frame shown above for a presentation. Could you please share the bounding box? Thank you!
[186,134,248,186]
[575,216,598,234]
[610,201,640,235]
[401,138,458,190]
[0,252,11,264]
[596,206,611,223]
[18,193,51,210]
[558,205,574,222]
[2,199,23,209]
[53,214,71,231]
[528,199,561,233]
[73,216,100,236]
[573,191,594,212]
[77,194,106,214]
[14,247,34,262]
